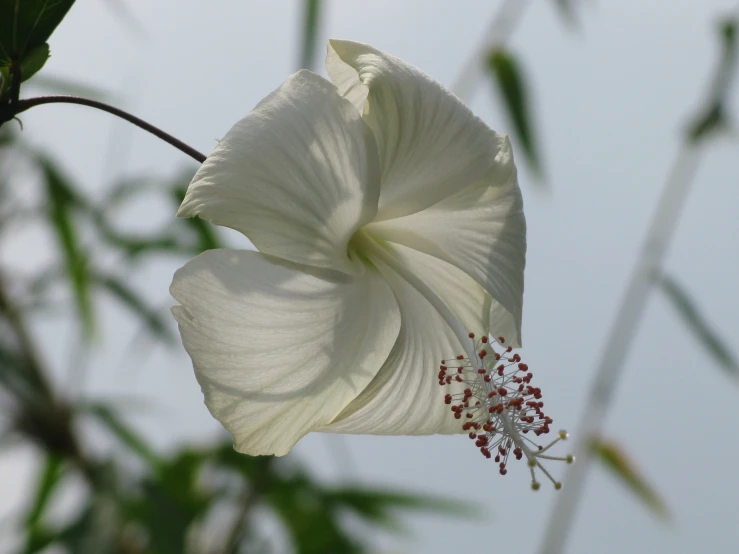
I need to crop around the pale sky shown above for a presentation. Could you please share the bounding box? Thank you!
[2,1,739,553]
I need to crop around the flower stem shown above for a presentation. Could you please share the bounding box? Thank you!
[2,95,207,163]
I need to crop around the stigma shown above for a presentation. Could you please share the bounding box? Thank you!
[439,333,574,491]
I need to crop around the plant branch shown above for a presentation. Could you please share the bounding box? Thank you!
[1,95,206,163]
[537,143,702,554]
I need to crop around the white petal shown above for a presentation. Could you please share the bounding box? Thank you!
[326,39,505,221]
[323,244,488,435]
[365,138,526,345]
[178,70,380,276]
[170,249,400,455]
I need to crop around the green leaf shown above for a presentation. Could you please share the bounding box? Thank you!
[94,272,176,345]
[592,437,669,519]
[24,453,65,528]
[299,0,322,70]
[83,403,161,467]
[552,0,578,26]
[325,488,476,531]
[687,18,738,142]
[170,183,221,252]
[18,42,49,82]
[659,274,738,376]
[488,48,542,176]
[27,73,114,99]
[0,0,76,66]
[41,156,93,336]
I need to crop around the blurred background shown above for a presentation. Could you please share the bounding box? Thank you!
[1,1,738,553]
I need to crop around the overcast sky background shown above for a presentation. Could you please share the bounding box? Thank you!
[2,1,739,553]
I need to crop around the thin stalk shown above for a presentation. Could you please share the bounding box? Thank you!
[537,143,703,554]
[4,95,206,163]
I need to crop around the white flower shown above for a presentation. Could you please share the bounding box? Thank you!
[171,40,569,487]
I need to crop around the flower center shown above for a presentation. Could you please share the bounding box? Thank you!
[440,333,573,490]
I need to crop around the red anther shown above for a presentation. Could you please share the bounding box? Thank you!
[513,354,521,362]
[444,394,452,404]
[495,455,501,463]
[484,375,492,382]
[518,363,528,371]
[437,372,445,379]
[469,433,477,439]
[455,375,463,382]
[538,402,544,408]
[464,388,472,396]
[488,391,497,398]
[466,413,473,418]
[468,332,475,339]
[446,376,452,384]
[458,367,464,374]
[498,387,508,396]
[500,468,507,475]
[440,365,447,371]
[456,355,464,360]
[454,413,462,419]
[440,360,446,364]
[498,336,506,343]
[462,422,470,430]
[481,336,488,344]
[506,346,513,353]
[495,353,501,360]
[478,368,486,374]
[479,349,487,358]
[518,384,524,392]
[488,406,496,414]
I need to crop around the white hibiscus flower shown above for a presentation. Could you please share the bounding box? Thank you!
[171,40,570,489]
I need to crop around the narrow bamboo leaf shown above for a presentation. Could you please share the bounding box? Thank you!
[25,453,64,527]
[591,437,669,519]
[41,157,93,336]
[659,274,738,376]
[553,0,578,26]
[325,488,476,530]
[488,48,542,176]
[170,184,221,251]
[0,0,76,66]
[27,74,114,99]
[94,272,175,344]
[688,18,737,142]
[83,403,161,467]
[299,0,322,70]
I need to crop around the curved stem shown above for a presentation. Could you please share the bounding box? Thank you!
[7,95,207,163]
